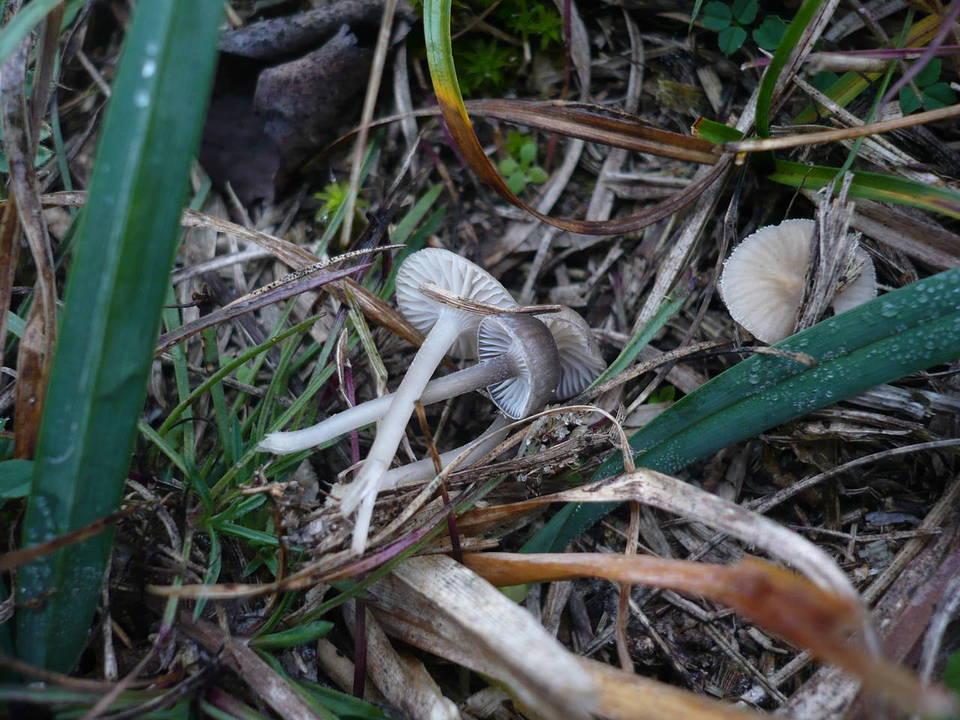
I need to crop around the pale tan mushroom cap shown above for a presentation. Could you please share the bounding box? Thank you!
[718,219,877,343]
[539,307,606,399]
[395,248,518,358]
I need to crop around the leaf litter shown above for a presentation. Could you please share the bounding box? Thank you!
[2,0,960,718]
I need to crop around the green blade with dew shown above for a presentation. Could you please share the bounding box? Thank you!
[525,268,960,553]
[692,118,960,221]
[15,1,222,671]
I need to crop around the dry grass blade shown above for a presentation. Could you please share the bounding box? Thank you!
[369,554,598,719]
[581,658,770,720]
[419,282,562,315]
[178,614,328,720]
[478,467,858,599]
[369,555,769,720]
[726,102,960,152]
[342,601,459,719]
[27,190,428,348]
[154,263,370,354]
[461,553,956,717]
[1,37,57,454]
[424,0,734,235]
[0,506,137,572]
[466,99,720,165]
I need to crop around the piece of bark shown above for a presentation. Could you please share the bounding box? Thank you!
[220,0,404,60]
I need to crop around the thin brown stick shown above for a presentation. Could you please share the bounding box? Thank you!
[725,102,960,152]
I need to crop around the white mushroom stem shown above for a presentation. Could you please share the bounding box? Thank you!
[378,416,510,492]
[343,307,469,553]
[258,355,514,455]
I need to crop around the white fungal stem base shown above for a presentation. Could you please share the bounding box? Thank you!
[258,356,511,455]
[378,415,511,491]
[343,310,465,554]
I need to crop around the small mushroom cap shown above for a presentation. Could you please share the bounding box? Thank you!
[538,307,606,399]
[718,218,878,343]
[395,248,517,358]
[477,314,561,419]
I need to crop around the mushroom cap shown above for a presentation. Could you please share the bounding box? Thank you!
[538,307,606,399]
[718,218,878,343]
[477,314,561,419]
[395,248,518,359]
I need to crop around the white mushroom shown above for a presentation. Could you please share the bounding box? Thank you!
[343,248,517,553]
[718,218,877,343]
[538,306,606,399]
[259,314,559,454]
[370,307,606,492]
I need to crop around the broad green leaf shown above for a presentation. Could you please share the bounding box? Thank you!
[922,82,956,109]
[519,139,537,164]
[718,25,747,54]
[809,70,840,92]
[0,459,31,499]
[701,1,732,31]
[527,166,548,183]
[15,1,223,672]
[525,269,960,553]
[752,15,787,50]
[913,57,941,87]
[899,86,922,115]
[507,171,526,193]
[731,0,758,25]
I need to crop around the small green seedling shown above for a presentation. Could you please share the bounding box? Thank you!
[898,58,957,114]
[458,37,518,95]
[498,131,548,194]
[505,2,563,51]
[700,0,786,55]
[0,123,53,174]
[314,181,367,225]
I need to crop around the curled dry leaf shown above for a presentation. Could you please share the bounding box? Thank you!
[369,555,768,720]
[343,601,459,720]
[369,554,598,719]
[461,552,955,717]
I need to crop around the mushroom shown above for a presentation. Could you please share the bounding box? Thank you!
[258,314,561,455]
[338,314,560,517]
[366,309,607,493]
[343,248,518,552]
[718,218,877,343]
[538,306,607,399]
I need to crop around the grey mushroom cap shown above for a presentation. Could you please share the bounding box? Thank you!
[477,314,561,419]
[719,218,878,344]
[395,248,518,359]
[538,307,606,399]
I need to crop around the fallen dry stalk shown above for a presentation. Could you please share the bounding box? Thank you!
[460,552,956,717]
[368,554,769,720]
[725,102,960,153]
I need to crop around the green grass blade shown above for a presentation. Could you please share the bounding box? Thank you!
[769,159,960,219]
[249,621,334,650]
[525,268,960,553]
[0,0,62,67]
[588,295,684,390]
[15,1,222,671]
[755,0,825,137]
